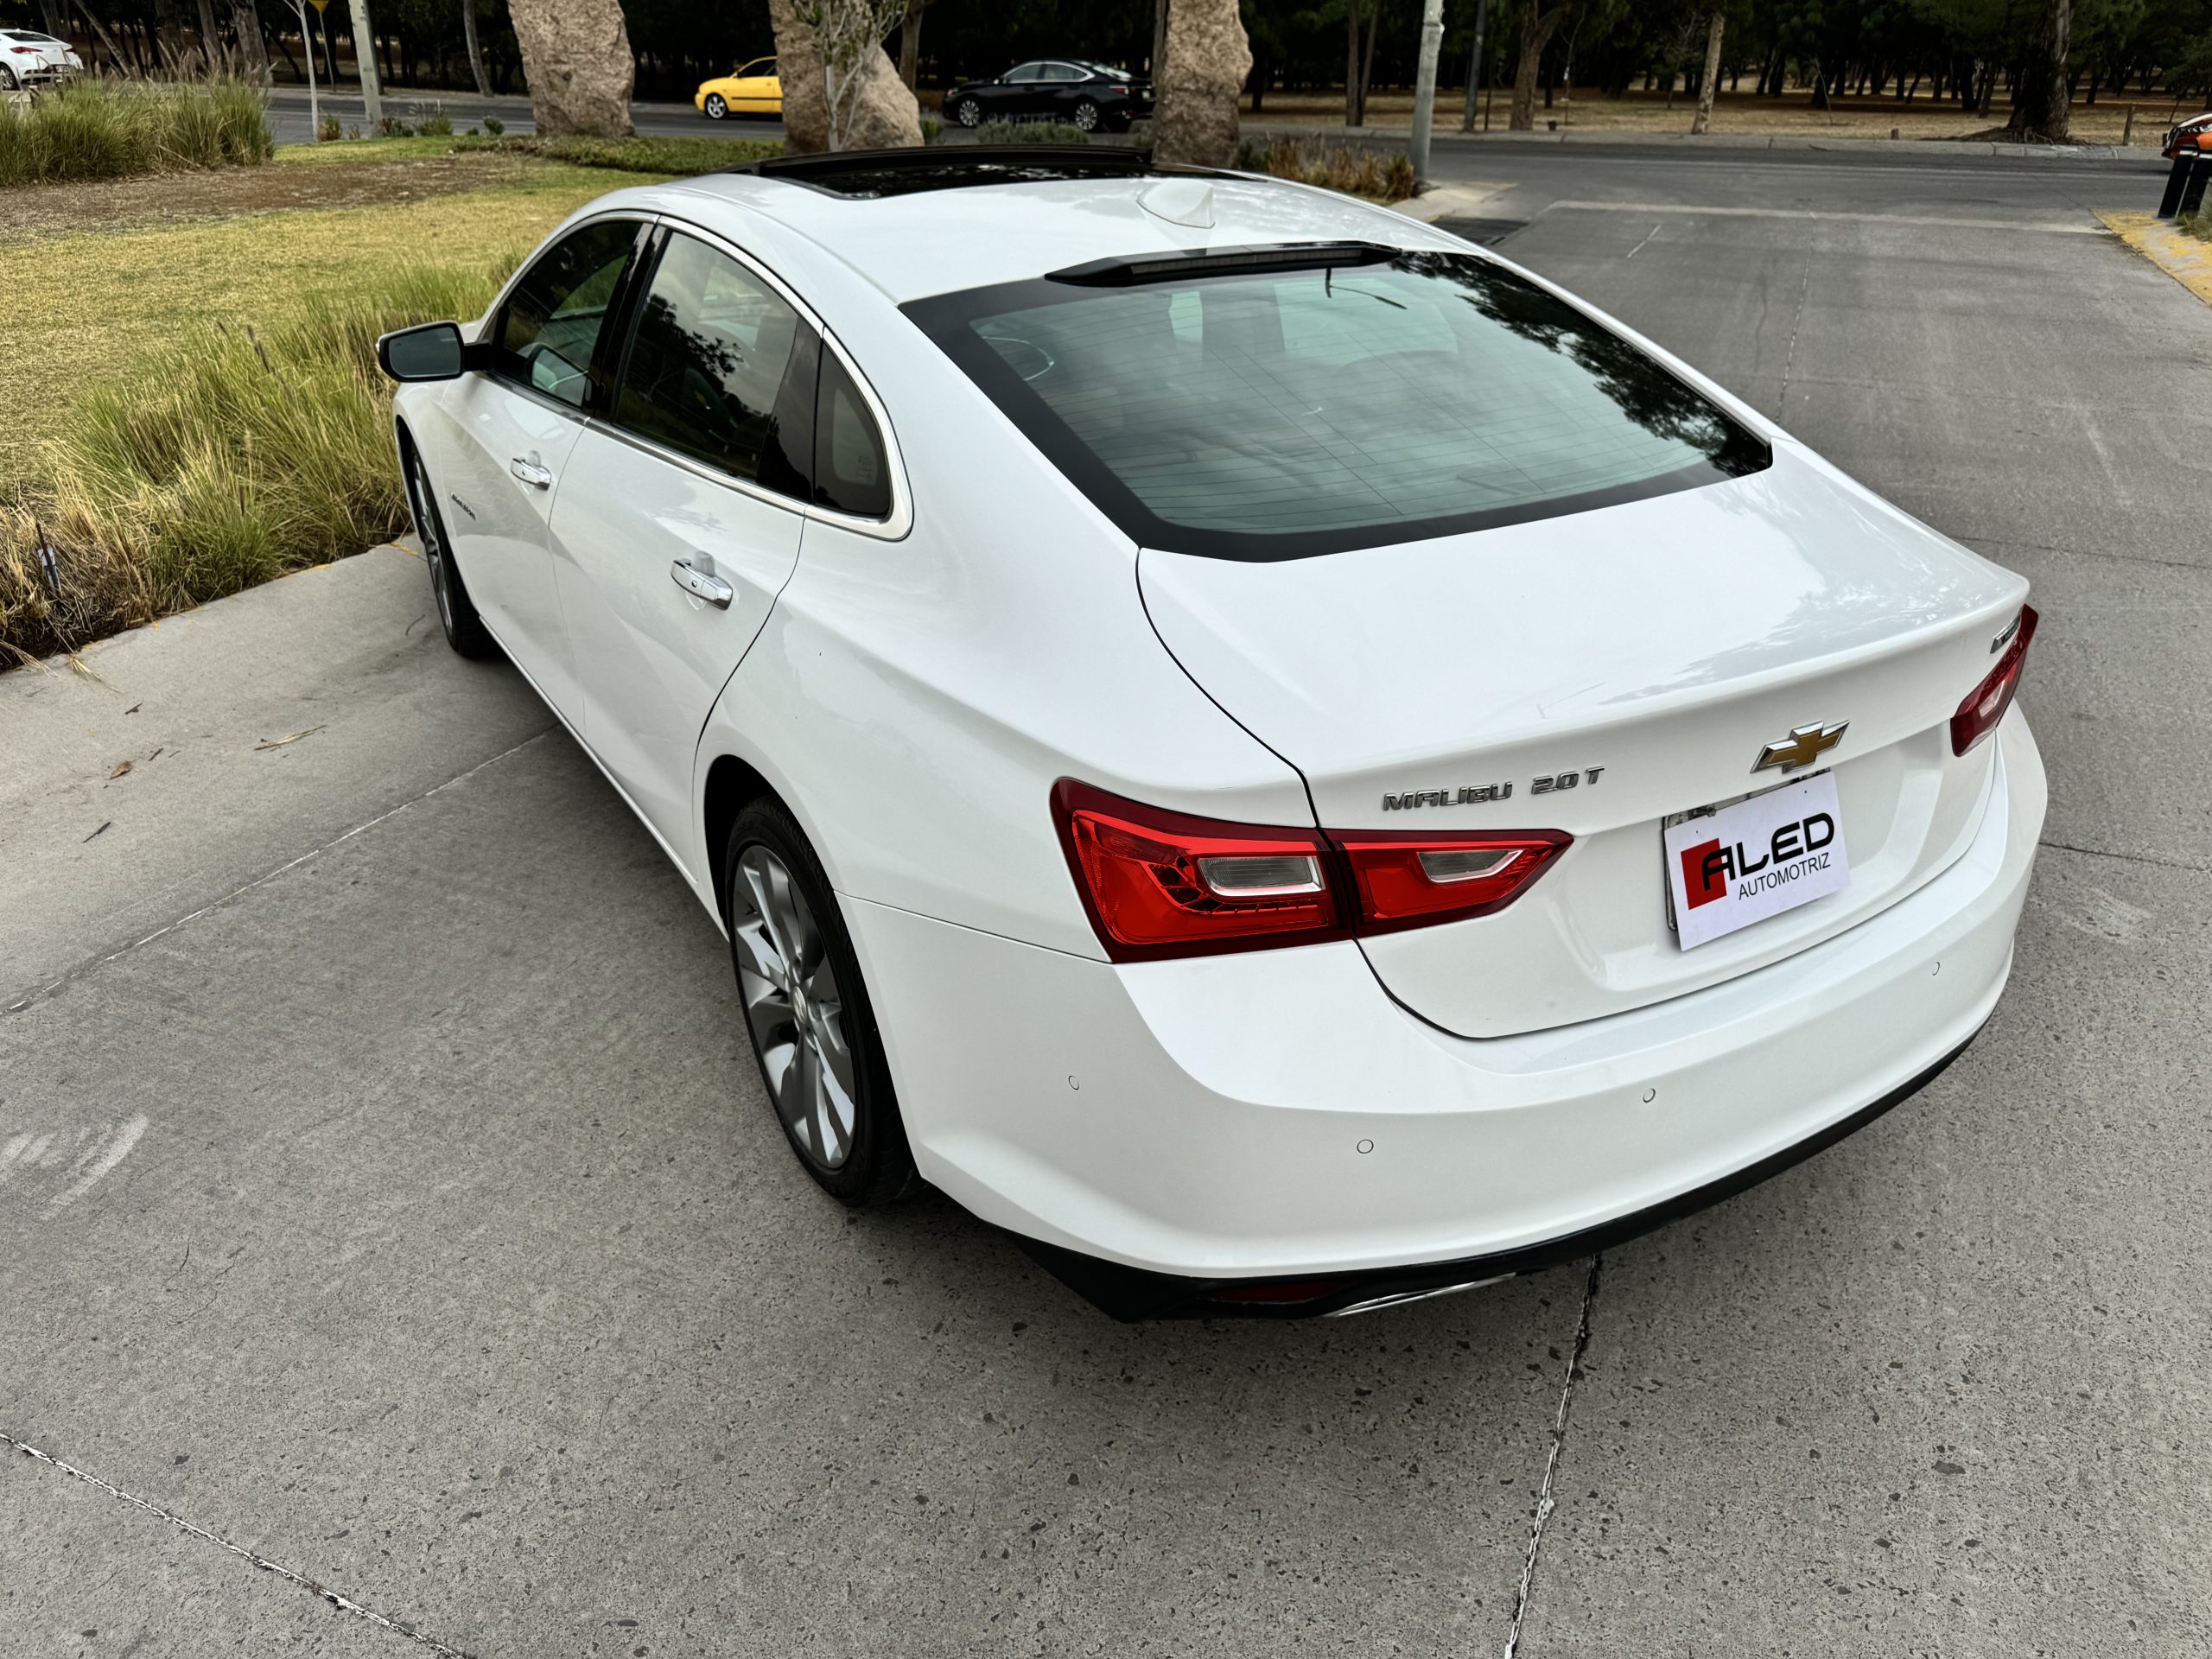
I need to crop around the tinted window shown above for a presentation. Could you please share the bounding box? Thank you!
[614,232,816,498]
[1041,63,1084,81]
[813,353,892,519]
[495,219,640,410]
[1003,62,1042,82]
[906,251,1770,561]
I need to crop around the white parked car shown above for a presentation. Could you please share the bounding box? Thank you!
[0,29,83,87]
[378,149,2044,1319]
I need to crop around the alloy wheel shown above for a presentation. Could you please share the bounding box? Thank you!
[408,454,454,635]
[957,98,980,127]
[1073,100,1099,131]
[705,92,727,119]
[729,843,861,1171]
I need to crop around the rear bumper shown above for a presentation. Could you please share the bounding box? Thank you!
[845,715,2044,1311]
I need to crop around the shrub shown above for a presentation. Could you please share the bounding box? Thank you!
[920,114,943,143]
[973,119,1088,146]
[317,114,342,143]
[1126,118,1153,147]
[1,258,515,664]
[374,112,414,138]
[416,104,452,137]
[1243,135,1415,202]
[482,114,505,137]
[0,76,272,187]
[2182,209,2212,245]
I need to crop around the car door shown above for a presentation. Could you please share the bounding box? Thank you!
[991,61,1044,118]
[549,226,817,877]
[438,216,647,725]
[733,57,779,112]
[1038,61,1087,118]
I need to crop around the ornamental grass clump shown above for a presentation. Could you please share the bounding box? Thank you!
[1,258,512,664]
[1243,135,1415,203]
[0,75,271,186]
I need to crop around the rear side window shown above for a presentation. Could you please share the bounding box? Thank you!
[905,250,1770,561]
[613,232,816,499]
[813,352,892,519]
[494,219,641,410]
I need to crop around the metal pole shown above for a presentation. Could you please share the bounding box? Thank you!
[1460,0,1488,132]
[290,0,318,138]
[1409,0,1445,189]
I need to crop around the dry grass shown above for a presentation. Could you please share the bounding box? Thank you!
[0,76,271,185]
[1243,134,1416,202]
[1255,86,2195,148]
[0,156,660,664]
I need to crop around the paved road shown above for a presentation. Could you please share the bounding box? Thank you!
[263,85,780,144]
[4,149,2209,1656]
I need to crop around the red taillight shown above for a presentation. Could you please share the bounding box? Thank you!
[1951,603,2037,756]
[1052,780,1346,962]
[1052,781,1570,961]
[1333,829,1571,932]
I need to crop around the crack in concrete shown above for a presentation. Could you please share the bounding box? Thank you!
[1502,1253,1602,1659]
[2038,837,2211,876]
[3,728,554,1016]
[4,1433,474,1656]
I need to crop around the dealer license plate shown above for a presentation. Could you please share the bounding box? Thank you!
[1662,772,1850,950]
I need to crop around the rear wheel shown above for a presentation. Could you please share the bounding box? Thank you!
[954,95,982,128]
[1071,98,1100,132]
[0,67,17,91]
[703,92,728,119]
[726,801,913,1208]
[401,442,498,660]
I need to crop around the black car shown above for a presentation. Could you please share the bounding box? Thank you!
[942,60,1154,134]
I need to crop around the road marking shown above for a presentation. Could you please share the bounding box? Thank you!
[1623,221,1662,259]
[1542,199,2112,234]
[3,1433,474,1656]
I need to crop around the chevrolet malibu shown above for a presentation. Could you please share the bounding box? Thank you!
[376,148,2044,1319]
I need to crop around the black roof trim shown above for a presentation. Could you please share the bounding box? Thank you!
[1046,239,1401,288]
[730,145,1199,200]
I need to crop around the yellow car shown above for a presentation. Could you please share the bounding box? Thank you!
[696,58,781,121]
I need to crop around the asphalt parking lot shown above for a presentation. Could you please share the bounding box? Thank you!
[5,144,2210,1656]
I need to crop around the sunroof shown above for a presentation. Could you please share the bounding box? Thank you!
[733,146,1178,201]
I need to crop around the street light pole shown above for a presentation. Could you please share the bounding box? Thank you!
[1461,0,1488,132]
[287,0,319,138]
[1408,0,1445,190]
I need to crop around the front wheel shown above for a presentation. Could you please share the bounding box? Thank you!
[954,96,982,128]
[726,801,913,1208]
[401,442,498,659]
[703,92,728,119]
[1071,99,1100,132]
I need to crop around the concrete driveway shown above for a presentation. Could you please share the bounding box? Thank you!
[4,146,2209,1656]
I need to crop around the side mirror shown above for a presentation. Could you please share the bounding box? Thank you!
[377,321,477,383]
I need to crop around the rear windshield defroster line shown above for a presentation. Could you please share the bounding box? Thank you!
[903,248,1772,563]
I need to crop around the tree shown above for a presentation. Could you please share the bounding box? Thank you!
[1510,0,1571,129]
[1155,0,1250,162]
[508,0,634,136]
[1692,3,1725,130]
[894,0,939,89]
[2009,0,2074,137]
[461,0,491,95]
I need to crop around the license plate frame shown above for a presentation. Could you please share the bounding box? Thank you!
[1662,771,1849,950]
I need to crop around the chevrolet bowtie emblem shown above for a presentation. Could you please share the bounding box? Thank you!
[1754,721,1849,774]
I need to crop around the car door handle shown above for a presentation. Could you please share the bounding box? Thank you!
[671,558,734,609]
[509,454,554,489]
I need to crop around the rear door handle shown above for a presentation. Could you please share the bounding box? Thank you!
[509,454,554,489]
[671,559,733,609]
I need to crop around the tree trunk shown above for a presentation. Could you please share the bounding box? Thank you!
[896,0,922,92]
[461,0,490,95]
[232,0,266,72]
[1691,7,1723,133]
[1510,1,1564,131]
[346,0,382,122]
[71,0,131,71]
[1153,0,1168,84]
[508,0,634,137]
[1344,0,1360,124]
[193,0,219,60]
[1154,0,1249,166]
[2007,0,2071,140]
[320,5,340,86]
[39,0,67,35]
[1358,0,1379,120]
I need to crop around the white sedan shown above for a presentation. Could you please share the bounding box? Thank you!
[378,149,2044,1319]
[0,28,81,86]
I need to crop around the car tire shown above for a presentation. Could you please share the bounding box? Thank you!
[0,67,17,91]
[703,92,728,120]
[954,96,982,128]
[1071,99,1100,133]
[401,441,499,660]
[725,800,915,1209]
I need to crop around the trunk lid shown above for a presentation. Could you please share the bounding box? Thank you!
[1139,444,2028,1039]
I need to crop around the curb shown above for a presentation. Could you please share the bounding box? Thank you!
[2098,210,2212,305]
[1391,181,1511,224]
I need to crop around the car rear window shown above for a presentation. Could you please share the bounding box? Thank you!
[905,249,1770,560]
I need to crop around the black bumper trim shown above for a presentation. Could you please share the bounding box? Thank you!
[1014,1029,1980,1320]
